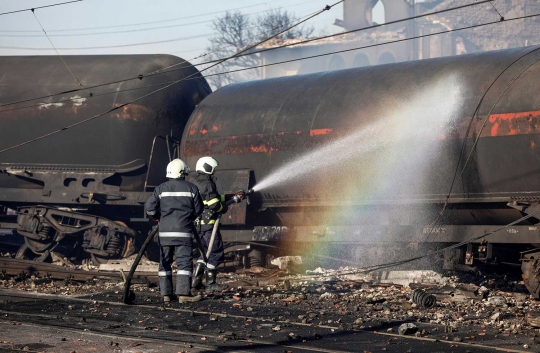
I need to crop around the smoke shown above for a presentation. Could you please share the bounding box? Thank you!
[252,74,463,192]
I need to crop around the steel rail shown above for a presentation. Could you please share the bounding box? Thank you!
[0,257,156,283]
[375,331,530,353]
[0,307,347,353]
[0,313,222,352]
[0,288,341,330]
[0,290,528,353]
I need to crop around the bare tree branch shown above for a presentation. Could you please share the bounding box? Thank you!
[205,9,314,89]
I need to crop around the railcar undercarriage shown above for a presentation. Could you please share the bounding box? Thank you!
[13,206,137,264]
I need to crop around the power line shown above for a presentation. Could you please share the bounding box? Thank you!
[0,33,213,51]
[0,2,341,154]
[0,1,315,32]
[195,14,540,82]
[0,0,83,16]
[31,10,89,96]
[0,2,323,55]
[0,5,319,50]
[0,8,321,114]
[0,0,321,37]
[428,47,540,228]
[0,0,494,108]
[0,80,181,114]
[148,7,323,77]
[332,208,540,276]
[0,7,317,50]
[0,22,220,37]
[0,2,262,31]
[488,0,505,21]
[457,54,540,188]
[191,0,496,68]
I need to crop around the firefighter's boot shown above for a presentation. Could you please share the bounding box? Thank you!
[205,269,228,291]
[191,262,205,290]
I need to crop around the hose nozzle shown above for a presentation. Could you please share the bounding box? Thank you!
[246,188,255,195]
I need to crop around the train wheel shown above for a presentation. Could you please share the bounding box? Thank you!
[90,253,109,265]
[25,237,54,254]
[89,221,134,266]
[15,243,40,261]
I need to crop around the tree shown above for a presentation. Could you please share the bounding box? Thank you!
[203,9,314,89]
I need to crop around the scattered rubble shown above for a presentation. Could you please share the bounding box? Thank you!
[270,256,303,273]
[2,257,540,349]
[398,323,419,335]
[411,289,436,308]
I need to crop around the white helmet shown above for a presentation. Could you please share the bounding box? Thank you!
[196,156,219,174]
[166,158,190,179]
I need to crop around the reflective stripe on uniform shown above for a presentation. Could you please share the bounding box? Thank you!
[159,192,194,199]
[158,271,172,276]
[147,210,156,215]
[177,270,192,276]
[203,197,220,206]
[207,263,216,269]
[199,220,216,225]
[159,232,192,238]
[216,204,223,213]
[197,259,206,264]
[220,194,226,202]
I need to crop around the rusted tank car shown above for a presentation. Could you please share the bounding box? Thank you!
[0,55,211,263]
[181,46,540,296]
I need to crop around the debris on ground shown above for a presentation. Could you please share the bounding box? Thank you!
[398,323,418,335]
[2,257,540,351]
[270,256,303,273]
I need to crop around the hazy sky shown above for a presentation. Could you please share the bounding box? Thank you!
[0,0,374,62]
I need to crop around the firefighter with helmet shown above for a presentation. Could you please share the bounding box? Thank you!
[145,158,204,303]
[192,156,245,290]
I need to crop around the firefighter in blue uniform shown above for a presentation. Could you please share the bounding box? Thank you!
[192,156,244,290]
[145,158,204,303]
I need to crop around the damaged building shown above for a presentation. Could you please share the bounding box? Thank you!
[257,0,540,78]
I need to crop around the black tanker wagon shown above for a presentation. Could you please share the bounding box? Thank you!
[2,46,540,296]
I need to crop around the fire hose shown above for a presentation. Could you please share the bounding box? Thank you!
[122,189,253,304]
[204,189,253,262]
[123,224,209,304]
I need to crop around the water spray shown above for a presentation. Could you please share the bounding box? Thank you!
[251,75,463,193]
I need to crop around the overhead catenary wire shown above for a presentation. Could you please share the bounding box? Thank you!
[0,0,322,37]
[335,208,540,276]
[187,13,540,85]
[138,0,497,74]
[0,80,182,114]
[0,0,316,32]
[0,0,82,16]
[147,6,323,77]
[0,5,324,107]
[457,54,540,189]
[0,1,342,154]
[0,7,322,114]
[237,207,540,275]
[0,0,496,108]
[428,47,540,227]
[0,33,214,51]
[0,6,318,51]
[0,2,322,61]
[488,0,505,20]
[2,11,536,114]
[31,10,90,96]
[1,1,534,275]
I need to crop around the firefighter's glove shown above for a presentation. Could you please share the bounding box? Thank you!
[150,212,161,223]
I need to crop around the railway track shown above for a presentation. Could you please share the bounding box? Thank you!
[0,289,531,353]
[0,256,157,283]
[0,257,536,353]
